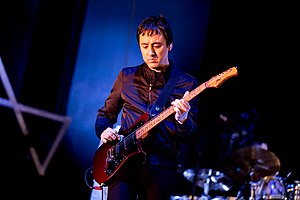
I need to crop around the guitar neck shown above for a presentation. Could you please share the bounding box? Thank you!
[135,66,238,140]
[135,82,207,140]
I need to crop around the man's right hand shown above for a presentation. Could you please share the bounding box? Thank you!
[100,127,121,143]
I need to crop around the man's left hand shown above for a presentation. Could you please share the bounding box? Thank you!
[171,91,191,124]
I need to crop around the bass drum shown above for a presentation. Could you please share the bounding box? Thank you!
[255,176,286,200]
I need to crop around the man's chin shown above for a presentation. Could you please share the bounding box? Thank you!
[147,63,159,69]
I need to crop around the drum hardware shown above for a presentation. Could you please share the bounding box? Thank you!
[182,135,234,200]
[183,168,233,193]
[236,183,247,200]
[286,180,300,200]
[249,181,258,200]
[170,194,202,200]
[294,181,300,200]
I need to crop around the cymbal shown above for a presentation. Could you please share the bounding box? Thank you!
[225,146,281,182]
[183,168,233,192]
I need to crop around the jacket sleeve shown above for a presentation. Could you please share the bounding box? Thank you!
[95,70,124,139]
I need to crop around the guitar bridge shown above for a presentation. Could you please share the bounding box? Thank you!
[105,148,125,176]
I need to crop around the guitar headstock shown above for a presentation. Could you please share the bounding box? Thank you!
[206,66,238,88]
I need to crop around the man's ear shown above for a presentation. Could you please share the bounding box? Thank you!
[168,43,173,51]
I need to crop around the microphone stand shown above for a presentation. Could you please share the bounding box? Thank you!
[191,151,202,200]
[191,134,208,199]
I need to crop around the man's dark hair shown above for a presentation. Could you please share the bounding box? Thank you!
[136,14,173,47]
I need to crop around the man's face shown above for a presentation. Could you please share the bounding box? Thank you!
[139,31,172,72]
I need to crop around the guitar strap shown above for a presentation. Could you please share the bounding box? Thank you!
[149,68,188,169]
[150,69,181,118]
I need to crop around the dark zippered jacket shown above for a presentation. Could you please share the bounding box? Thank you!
[95,60,199,167]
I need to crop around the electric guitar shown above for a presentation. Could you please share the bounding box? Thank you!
[92,66,238,186]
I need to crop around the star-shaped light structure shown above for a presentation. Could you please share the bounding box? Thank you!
[0,56,71,176]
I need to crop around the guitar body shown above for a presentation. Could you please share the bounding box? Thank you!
[92,113,149,186]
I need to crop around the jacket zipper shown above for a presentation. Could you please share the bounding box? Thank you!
[149,83,153,103]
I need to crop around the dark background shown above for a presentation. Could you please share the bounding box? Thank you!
[0,0,298,199]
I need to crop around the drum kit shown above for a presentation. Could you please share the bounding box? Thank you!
[172,145,299,200]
